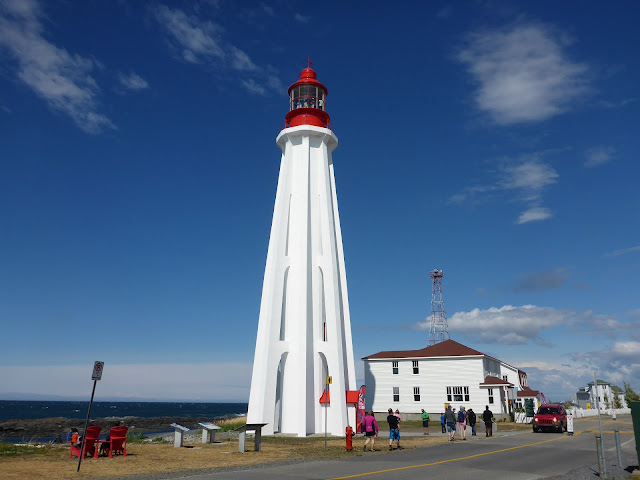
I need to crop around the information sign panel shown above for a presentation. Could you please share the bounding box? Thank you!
[91,361,104,381]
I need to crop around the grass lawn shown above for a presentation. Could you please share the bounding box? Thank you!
[1,418,529,479]
[0,435,453,479]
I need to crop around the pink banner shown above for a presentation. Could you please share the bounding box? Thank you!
[356,385,366,433]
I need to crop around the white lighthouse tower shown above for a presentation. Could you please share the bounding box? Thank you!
[247,66,357,436]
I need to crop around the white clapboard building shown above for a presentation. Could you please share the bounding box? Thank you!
[363,339,539,419]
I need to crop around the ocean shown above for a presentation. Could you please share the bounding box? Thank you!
[0,400,248,423]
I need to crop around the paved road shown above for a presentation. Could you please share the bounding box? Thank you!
[168,417,637,480]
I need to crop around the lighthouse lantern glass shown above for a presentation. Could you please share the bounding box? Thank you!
[290,85,325,111]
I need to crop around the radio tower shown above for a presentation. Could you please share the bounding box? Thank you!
[428,269,450,345]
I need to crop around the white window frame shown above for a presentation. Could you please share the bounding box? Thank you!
[393,387,400,402]
[392,361,399,375]
[488,388,494,404]
[413,387,420,402]
[412,360,419,375]
[447,386,470,402]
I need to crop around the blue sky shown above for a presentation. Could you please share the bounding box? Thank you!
[1,0,638,404]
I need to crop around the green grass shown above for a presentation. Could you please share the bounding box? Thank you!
[0,442,52,456]
[126,432,146,444]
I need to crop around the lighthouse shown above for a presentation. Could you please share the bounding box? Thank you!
[247,66,357,436]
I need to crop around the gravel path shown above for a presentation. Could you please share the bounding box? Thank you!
[542,454,638,480]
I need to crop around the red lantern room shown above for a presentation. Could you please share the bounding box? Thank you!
[285,67,330,128]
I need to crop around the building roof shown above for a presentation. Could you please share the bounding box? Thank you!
[517,387,540,397]
[588,379,610,386]
[480,376,513,386]
[362,339,485,360]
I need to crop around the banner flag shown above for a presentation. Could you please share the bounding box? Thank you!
[356,385,366,433]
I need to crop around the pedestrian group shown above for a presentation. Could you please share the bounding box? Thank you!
[360,405,494,451]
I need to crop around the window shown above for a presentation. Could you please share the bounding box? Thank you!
[412,360,419,375]
[488,388,494,404]
[502,375,508,382]
[290,85,326,111]
[392,361,398,375]
[414,387,420,402]
[393,387,399,402]
[447,386,470,402]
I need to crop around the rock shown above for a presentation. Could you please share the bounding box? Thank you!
[0,416,234,439]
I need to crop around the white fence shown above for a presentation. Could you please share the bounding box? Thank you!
[516,407,631,423]
[570,408,631,418]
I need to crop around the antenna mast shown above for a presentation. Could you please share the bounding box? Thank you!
[428,269,450,345]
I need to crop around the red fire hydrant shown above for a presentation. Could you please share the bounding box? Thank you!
[345,426,353,451]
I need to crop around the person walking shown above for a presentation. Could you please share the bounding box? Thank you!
[440,412,446,433]
[458,406,467,440]
[483,405,494,437]
[386,408,402,450]
[468,408,477,436]
[421,409,430,435]
[444,406,456,441]
[363,410,378,451]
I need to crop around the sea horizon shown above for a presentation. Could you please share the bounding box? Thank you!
[0,400,249,423]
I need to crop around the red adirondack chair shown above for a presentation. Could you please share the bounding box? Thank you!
[69,425,102,459]
[105,426,128,458]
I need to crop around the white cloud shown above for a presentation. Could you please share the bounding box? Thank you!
[603,245,640,258]
[517,207,552,224]
[229,46,257,71]
[444,305,571,344]
[117,72,149,91]
[153,5,225,64]
[0,362,252,401]
[585,146,615,168]
[294,13,310,23]
[501,160,558,192]
[570,341,640,391]
[0,0,115,134]
[153,5,281,96]
[456,23,589,125]
[241,78,266,96]
[450,155,558,224]
[611,341,640,358]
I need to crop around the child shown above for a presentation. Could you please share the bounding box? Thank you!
[69,428,81,448]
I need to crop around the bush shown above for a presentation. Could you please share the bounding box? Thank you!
[126,432,146,444]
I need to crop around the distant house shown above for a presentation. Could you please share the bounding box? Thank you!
[572,380,627,410]
[362,339,540,419]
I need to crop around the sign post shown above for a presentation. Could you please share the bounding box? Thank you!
[567,413,574,436]
[77,361,104,473]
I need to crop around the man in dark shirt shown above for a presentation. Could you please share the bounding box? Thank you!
[483,405,494,437]
[468,408,477,436]
[386,408,402,450]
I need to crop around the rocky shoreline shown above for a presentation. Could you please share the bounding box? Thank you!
[0,415,233,440]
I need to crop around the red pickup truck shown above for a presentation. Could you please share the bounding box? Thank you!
[533,404,567,433]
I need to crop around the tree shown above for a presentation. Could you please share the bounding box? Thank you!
[623,382,639,405]
[604,393,610,409]
[613,394,622,409]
